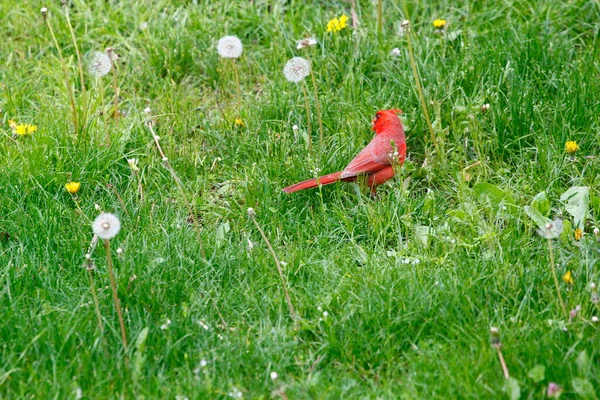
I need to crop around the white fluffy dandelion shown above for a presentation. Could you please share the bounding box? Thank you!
[390,48,401,57]
[283,57,310,83]
[217,36,243,59]
[296,37,317,50]
[88,51,112,77]
[92,213,121,240]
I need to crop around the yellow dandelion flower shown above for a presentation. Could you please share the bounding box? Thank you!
[234,118,244,127]
[565,140,578,154]
[339,14,349,29]
[563,270,573,285]
[15,124,28,136]
[574,228,583,241]
[327,15,348,33]
[26,124,38,134]
[8,120,17,129]
[65,182,81,195]
[433,19,447,29]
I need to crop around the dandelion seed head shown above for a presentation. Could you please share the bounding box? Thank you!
[200,359,208,367]
[247,208,256,218]
[41,7,48,17]
[537,218,563,239]
[92,212,121,240]
[283,57,310,83]
[162,157,168,162]
[88,51,112,77]
[292,124,299,131]
[217,36,243,59]
[592,316,599,323]
[390,48,401,57]
[270,371,278,380]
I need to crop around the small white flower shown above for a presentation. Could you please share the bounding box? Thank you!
[41,7,48,15]
[322,311,328,318]
[296,37,317,49]
[74,387,82,400]
[197,320,210,330]
[247,208,256,218]
[390,48,401,57]
[200,359,208,367]
[143,107,152,115]
[247,239,254,251]
[160,319,172,330]
[217,36,243,59]
[594,227,599,236]
[292,124,299,132]
[88,51,112,77]
[94,204,101,211]
[283,57,310,83]
[228,387,243,398]
[481,103,491,113]
[270,371,278,380]
[592,316,599,323]
[398,20,410,36]
[162,157,168,162]
[280,260,288,267]
[92,213,121,239]
[116,247,123,255]
[139,21,148,30]
[127,158,140,172]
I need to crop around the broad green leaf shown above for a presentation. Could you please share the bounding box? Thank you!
[531,191,550,216]
[134,327,149,352]
[576,350,591,377]
[415,225,431,247]
[524,206,552,230]
[503,377,521,400]
[527,364,545,383]
[474,182,514,207]
[572,378,596,398]
[560,186,589,229]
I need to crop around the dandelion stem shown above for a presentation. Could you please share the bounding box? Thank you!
[64,6,87,136]
[350,0,358,28]
[44,16,79,136]
[547,239,567,317]
[248,212,297,321]
[231,59,242,113]
[87,267,104,332]
[112,62,120,132]
[377,0,383,34]
[494,344,510,379]
[399,7,441,159]
[146,121,206,259]
[104,239,128,358]
[300,82,313,154]
[306,55,324,149]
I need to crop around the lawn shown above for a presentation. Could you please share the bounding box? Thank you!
[1,0,599,398]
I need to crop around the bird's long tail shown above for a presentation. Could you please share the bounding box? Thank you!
[282,171,343,193]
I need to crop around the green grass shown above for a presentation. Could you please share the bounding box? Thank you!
[1,0,600,398]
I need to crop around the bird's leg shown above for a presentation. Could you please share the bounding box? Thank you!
[370,185,379,199]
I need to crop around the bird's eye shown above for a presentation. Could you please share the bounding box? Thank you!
[375,114,380,120]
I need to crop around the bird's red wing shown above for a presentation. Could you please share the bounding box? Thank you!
[340,136,393,179]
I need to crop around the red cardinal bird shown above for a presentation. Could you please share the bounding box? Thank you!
[282,109,406,195]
